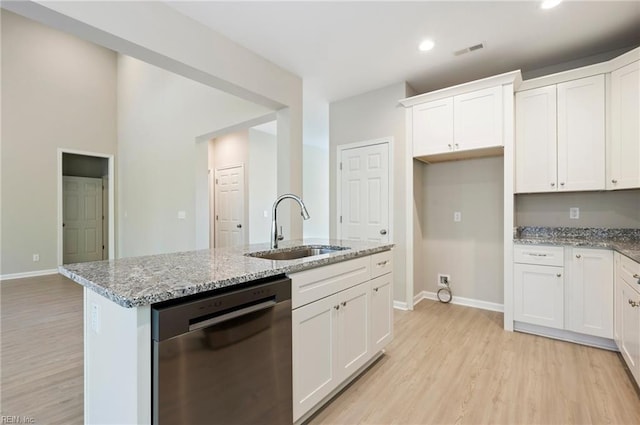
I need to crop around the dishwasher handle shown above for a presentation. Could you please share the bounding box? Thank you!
[188,299,276,332]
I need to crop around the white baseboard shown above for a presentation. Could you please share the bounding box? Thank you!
[393,300,410,310]
[514,321,618,351]
[0,269,58,281]
[413,290,504,313]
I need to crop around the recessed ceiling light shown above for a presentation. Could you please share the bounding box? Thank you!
[541,0,562,9]
[419,39,435,52]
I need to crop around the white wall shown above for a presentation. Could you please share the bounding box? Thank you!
[302,81,330,238]
[1,10,117,275]
[329,82,411,302]
[419,157,505,304]
[6,0,304,238]
[516,190,640,228]
[248,129,278,243]
[117,55,271,257]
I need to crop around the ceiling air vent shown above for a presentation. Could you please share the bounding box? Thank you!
[454,43,485,56]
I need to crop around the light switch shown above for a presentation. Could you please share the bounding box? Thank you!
[454,211,462,222]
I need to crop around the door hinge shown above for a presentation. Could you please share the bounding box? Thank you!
[339,162,342,171]
[340,215,342,223]
[102,245,105,250]
[216,215,219,221]
[215,178,219,184]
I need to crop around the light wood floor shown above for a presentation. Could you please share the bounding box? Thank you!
[1,275,639,424]
[1,274,83,424]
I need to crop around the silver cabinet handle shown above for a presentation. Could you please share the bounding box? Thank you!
[612,179,618,184]
[341,301,347,307]
[633,274,640,279]
[447,144,452,149]
[334,305,340,310]
[629,300,640,308]
[576,254,581,259]
[556,273,562,277]
[374,287,379,292]
[377,260,389,267]
[454,143,459,149]
[560,182,565,186]
[550,182,555,187]
[236,224,242,228]
[380,229,387,235]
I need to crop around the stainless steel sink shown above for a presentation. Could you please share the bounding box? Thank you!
[247,245,349,261]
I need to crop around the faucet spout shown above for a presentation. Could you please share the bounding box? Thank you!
[271,194,311,249]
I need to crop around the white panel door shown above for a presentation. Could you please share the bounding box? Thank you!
[568,248,613,338]
[340,143,389,242]
[412,98,454,156]
[214,165,245,248]
[63,176,103,263]
[292,294,338,422]
[337,282,370,381]
[515,86,558,193]
[557,74,605,191]
[453,85,503,151]
[609,60,640,190]
[514,263,564,329]
[619,280,640,383]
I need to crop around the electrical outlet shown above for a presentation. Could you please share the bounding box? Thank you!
[91,303,101,334]
[438,274,451,288]
[453,211,462,222]
[32,254,39,262]
[569,207,580,219]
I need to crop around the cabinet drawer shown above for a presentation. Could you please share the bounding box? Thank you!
[371,250,392,278]
[514,245,564,267]
[619,253,640,291]
[290,257,371,309]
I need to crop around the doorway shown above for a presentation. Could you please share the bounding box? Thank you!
[337,139,392,242]
[214,164,246,248]
[58,150,114,264]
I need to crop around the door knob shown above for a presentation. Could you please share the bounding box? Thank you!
[612,179,618,184]
[236,224,242,228]
[576,254,581,259]
[556,273,562,277]
[380,229,387,235]
[550,182,555,187]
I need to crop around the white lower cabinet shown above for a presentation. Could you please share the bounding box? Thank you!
[514,245,614,340]
[567,248,613,338]
[614,252,640,385]
[514,263,564,329]
[291,252,393,422]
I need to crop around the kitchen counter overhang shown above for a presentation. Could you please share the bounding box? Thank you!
[59,239,394,307]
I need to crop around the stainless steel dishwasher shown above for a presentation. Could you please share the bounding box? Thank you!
[151,275,292,425]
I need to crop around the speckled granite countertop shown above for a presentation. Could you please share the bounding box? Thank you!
[59,239,393,308]
[514,227,640,263]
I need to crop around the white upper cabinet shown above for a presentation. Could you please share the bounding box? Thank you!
[402,70,521,163]
[609,60,640,190]
[515,86,557,192]
[413,98,454,156]
[454,85,503,151]
[557,74,606,191]
[515,74,605,193]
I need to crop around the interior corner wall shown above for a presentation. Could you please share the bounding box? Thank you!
[420,157,505,304]
[248,129,277,244]
[329,82,410,302]
[302,81,330,238]
[117,55,270,257]
[0,10,117,275]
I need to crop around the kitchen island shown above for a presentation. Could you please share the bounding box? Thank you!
[59,239,393,425]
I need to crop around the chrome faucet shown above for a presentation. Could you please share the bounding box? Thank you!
[271,194,310,249]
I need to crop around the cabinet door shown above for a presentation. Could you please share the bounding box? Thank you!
[614,254,623,346]
[568,248,613,338]
[609,60,640,190]
[337,282,370,382]
[514,263,564,329]
[557,74,605,191]
[453,85,503,151]
[515,86,557,193]
[370,273,393,353]
[412,98,454,156]
[619,280,640,384]
[292,294,338,422]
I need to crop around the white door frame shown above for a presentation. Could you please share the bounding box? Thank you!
[58,148,115,265]
[336,137,393,241]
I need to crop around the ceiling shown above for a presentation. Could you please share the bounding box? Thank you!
[167,1,640,102]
